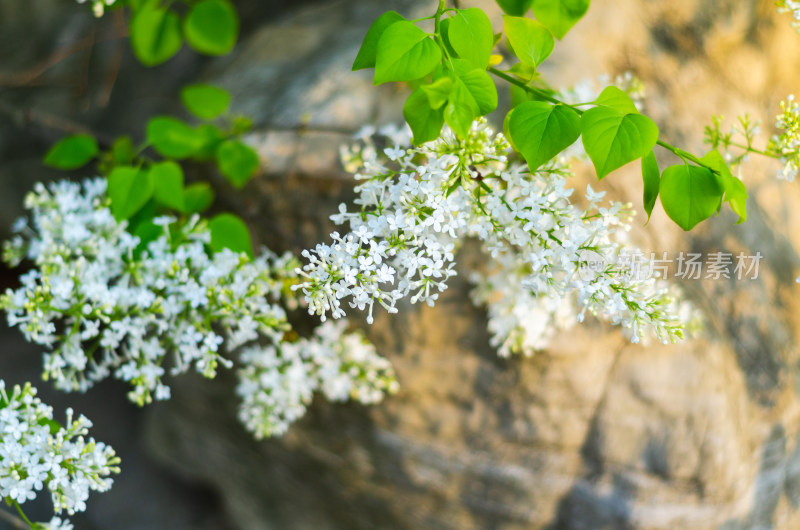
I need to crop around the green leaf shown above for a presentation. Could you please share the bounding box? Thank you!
[641,151,660,221]
[353,11,405,70]
[439,18,459,58]
[581,106,659,179]
[209,213,253,257]
[184,0,239,56]
[448,8,494,69]
[531,0,590,40]
[183,182,215,213]
[43,134,99,169]
[700,150,747,223]
[111,136,135,166]
[404,88,445,144]
[503,15,554,68]
[180,84,231,120]
[444,80,480,139]
[147,117,205,159]
[421,77,454,109]
[593,86,639,114]
[450,59,498,116]
[508,101,580,170]
[130,6,183,66]
[150,161,186,212]
[374,21,442,85]
[194,124,226,160]
[496,0,534,16]
[216,140,259,188]
[660,164,723,230]
[107,166,155,221]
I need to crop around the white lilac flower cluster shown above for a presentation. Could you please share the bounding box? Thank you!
[778,1,800,31]
[0,380,119,529]
[75,0,115,17]
[296,120,691,355]
[768,95,800,181]
[2,179,397,438]
[237,320,399,439]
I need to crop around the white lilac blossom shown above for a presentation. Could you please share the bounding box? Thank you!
[0,380,119,527]
[297,120,692,354]
[237,320,398,439]
[75,0,115,17]
[768,95,800,181]
[2,179,397,438]
[778,1,800,31]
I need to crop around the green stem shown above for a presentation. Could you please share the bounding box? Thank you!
[488,67,565,108]
[726,140,774,158]
[487,67,721,174]
[12,501,34,529]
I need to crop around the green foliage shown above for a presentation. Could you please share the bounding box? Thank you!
[531,0,591,39]
[659,164,723,231]
[444,80,479,138]
[374,21,441,85]
[183,182,215,213]
[209,213,254,257]
[107,167,155,222]
[700,150,747,223]
[496,0,534,16]
[641,151,660,221]
[150,161,186,212]
[503,15,554,68]
[448,59,498,116]
[403,88,445,144]
[184,0,239,56]
[147,117,205,159]
[448,8,494,69]
[216,140,260,188]
[43,134,98,169]
[181,84,232,120]
[353,11,405,70]
[507,101,580,170]
[130,6,183,66]
[580,88,659,179]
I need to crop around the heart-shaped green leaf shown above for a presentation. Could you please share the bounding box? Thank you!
[404,88,445,145]
[448,8,494,69]
[130,6,183,66]
[531,0,590,39]
[184,0,239,56]
[374,21,441,85]
[353,11,405,71]
[581,106,659,179]
[503,15,554,68]
[107,166,155,222]
[659,164,723,230]
[150,161,186,212]
[508,101,580,170]
[43,134,98,170]
[209,213,253,257]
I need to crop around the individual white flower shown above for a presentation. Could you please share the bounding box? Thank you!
[75,0,115,17]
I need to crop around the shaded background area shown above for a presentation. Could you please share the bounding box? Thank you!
[3,0,800,528]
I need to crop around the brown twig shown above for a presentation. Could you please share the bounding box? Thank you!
[0,99,113,147]
[0,29,127,88]
[97,10,127,108]
[0,508,28,530]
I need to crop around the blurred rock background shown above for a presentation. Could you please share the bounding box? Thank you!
[2,0,800,528]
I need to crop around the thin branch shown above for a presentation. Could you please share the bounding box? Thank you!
[0,507,29,530]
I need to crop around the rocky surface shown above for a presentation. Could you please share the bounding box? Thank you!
[4,0,800,529]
